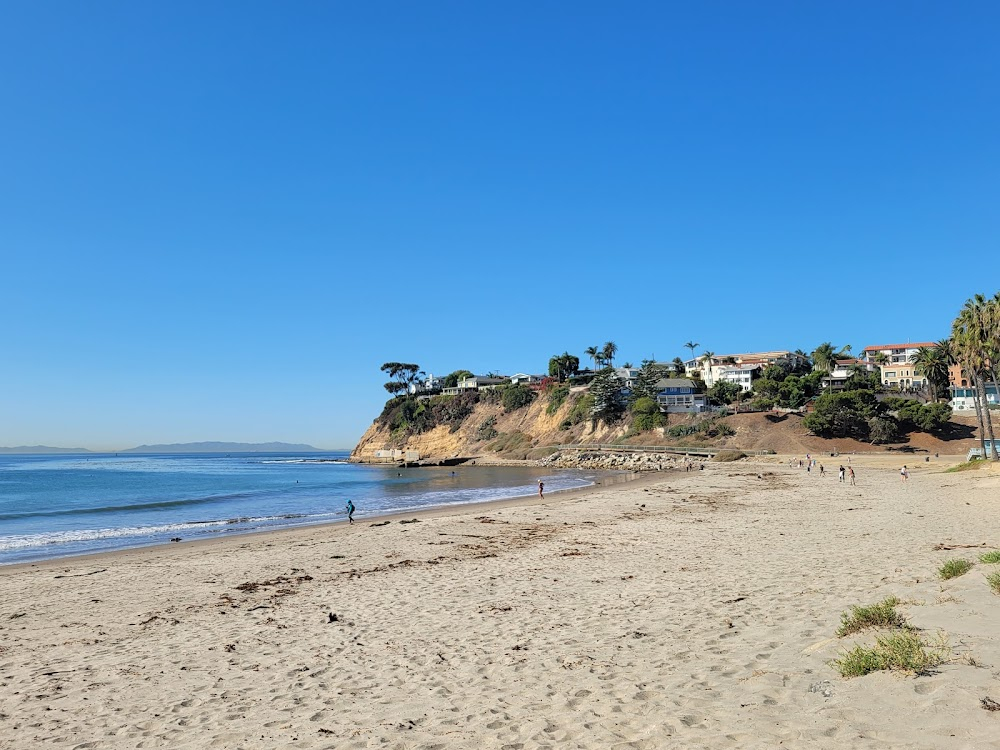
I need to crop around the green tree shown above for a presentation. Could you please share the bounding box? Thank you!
[698,351,715,376]
[629,396,666,433]
[803,390,884,440]
[380,362,421,397]
[953,295,998,460]
[589,368,626,425]
[671,357,686,376]
[909,346,950,403]
[867,415,899,444]
[601,341,619,368]
[629,359,667,403]
[811,342,852,374]
[442,369,474,389]
[684,341,699,362]
[547,352,580,382]
[709,380,742,406]
[584,345,602,370]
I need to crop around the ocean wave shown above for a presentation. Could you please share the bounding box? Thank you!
[0,511,342,551]
[0,490,269,521]
[259,459,349,465]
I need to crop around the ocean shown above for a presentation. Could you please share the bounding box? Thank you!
[0,452,599,565]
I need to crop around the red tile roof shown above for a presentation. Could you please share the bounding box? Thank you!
[862,342,936,352]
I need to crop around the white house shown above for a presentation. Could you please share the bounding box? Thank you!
[950,385,999,412]
[820,359,872,391]
[861,342,936,366]
[509,373,544,386]
[409,373,445,395]
[614,367,642,389]
[715,364,762,392]
[684,351,807,387]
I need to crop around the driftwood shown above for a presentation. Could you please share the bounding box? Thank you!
[932,543,990,551]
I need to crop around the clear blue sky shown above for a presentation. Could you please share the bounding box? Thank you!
[2,2,997,450]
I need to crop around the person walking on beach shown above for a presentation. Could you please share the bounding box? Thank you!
[849,466,856,486]
[538,480,544,499]
[838,465,845,483]
[346,499,356,524]
[819,464,825,476]
[900,465,909,483]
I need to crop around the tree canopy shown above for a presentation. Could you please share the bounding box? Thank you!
[380,362,422,397]
[548,352,580,382]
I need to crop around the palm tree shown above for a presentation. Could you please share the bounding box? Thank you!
[811,342,852,374]
[601,341,618,369]
[953,296,998,460]
[909,347,949,403]
[684,341,699,362]
[584,346,601,371]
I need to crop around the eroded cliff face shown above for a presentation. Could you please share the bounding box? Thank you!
[350,389,626,462]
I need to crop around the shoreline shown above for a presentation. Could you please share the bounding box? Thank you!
[0,466,657,575]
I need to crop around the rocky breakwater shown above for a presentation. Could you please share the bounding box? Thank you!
[539,450,685,472]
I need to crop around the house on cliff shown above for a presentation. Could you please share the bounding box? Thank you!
[441,375,508,395]
[655,378,709,413]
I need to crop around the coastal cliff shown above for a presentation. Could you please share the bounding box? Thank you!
[350,385,980,463]
[350,387,626,463]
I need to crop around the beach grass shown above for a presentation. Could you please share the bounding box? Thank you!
[834,631,947,678]
[978,550,1000,564]
[944,461,987,473]
[713,451,747,462]
[836,596,907,637]
[986,571,1000,595]
[939,559,974,580]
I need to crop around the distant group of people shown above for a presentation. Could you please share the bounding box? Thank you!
[790,455,923,487]
[836,464,856,485]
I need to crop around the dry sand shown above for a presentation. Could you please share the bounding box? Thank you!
[3,456,1000,749]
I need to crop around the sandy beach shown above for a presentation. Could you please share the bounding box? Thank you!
[3,455,1000,749]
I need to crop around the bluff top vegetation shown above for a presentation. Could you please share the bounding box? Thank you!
[373,290,1000,451]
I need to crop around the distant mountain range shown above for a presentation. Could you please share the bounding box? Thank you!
[122,442,326,454]
[0,442,329,454]
[0,445,94,454]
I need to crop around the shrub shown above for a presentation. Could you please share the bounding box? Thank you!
[428,392,479,433]
[713,451,746,462]
[666,424,699,438]
[939,559,974,580]
[979,550,1000,564]
[630,412,667,434]
[475,416,498,441]
[836,597,906,636]
[501,384,536,412]
[713,420,735,437]
[488,431,533,456]
[545,383,571,414]
[833,631,946,677]
[566,393,594,426]
[628,397,666,434]
[667,424,698,437]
